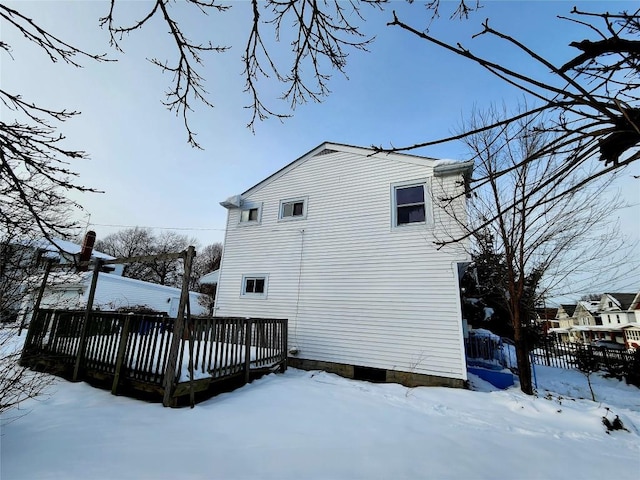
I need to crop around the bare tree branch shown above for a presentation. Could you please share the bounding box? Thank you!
[99,0,230,148]
[243,0,384,130]
[381,8,640,210]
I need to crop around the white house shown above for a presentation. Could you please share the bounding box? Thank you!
[574,301,600,326]
[598,292,640,348]
[550,304,578,342]
[599,293,637,326]
[31,271,207,317]
[214,142,473,387]
[549,292,640,349]
[2,237,124,323]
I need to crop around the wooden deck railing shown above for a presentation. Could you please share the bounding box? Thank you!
[21,309,287,406]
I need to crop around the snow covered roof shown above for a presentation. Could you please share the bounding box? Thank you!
[604,293,638,311]
[548,327,570,334]
[44,271,203,296]
[34,237,115,261]
[199,270,219,285]
[468,328,501,341]
[576,301,600,314]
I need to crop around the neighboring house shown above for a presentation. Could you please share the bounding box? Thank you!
[598,292,640,348]
[1,236,122,323]
[556,304,578,328]
[199,270,219,285]
[574,301,600,326]
[627,292,640,349]
[552,304,578,342]
[33,237,125,275]
[549,292,640,349]
[26,271,207,318]
[214,142,473,388]
[197,269,219,316]
[535,307,559,333]
[599,293,637,326]
[19,237,206,320]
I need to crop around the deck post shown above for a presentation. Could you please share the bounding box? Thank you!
[162,246,195,407]
[244,319,252,384]
[283,320,288,372]
[73,260,102,382]
[19,260,53,364]
[19,259,53,338]
[111,314,132,395]
[187,300,195,408]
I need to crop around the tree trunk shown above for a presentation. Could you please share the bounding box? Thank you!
[513,309,534,395]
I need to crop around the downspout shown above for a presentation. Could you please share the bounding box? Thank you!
[290,229,305,354]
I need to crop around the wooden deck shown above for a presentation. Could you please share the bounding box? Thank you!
[21,310,287,406]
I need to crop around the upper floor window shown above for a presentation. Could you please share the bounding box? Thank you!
[392,181,430,227]
[279,197,307,220]
[239,202,262,224]
[240,208,258,222]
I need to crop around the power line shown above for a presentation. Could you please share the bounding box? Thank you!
[88,223,227,232]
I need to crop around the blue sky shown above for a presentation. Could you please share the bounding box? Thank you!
[2,1,639,294]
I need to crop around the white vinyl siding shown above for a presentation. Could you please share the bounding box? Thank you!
[216,146,469,381]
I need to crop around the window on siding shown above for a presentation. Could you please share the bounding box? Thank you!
[240,208,259,222]
[393,182,429,226]
[239,203,261,224]
[242,275,268,297]
[279,198,307,220]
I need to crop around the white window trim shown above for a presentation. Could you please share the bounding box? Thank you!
[278,196,308,221]
[390,179,433,229]
[241,274,269,298]
[238,202,263,226]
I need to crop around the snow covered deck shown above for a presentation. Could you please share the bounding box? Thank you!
[20,310,287,406]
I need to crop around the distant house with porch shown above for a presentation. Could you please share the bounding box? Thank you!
[597,292,640,348]
[553,305,578,342]
[549,292,640,349]
[574,301,600,326]
[599,293,637,326]
[535,307,559,333]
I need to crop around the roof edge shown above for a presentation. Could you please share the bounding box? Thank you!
[434,160,474,177]
[237,142,463,199]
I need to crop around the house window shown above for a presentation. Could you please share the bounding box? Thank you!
[279,198,307,220]
[239,203,262,224]
[240,208,258,222]
[616,314,620,324]
[241,275,268,298]
[392,181,430,227]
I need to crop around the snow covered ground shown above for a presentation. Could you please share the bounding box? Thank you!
[1,353,638,479]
